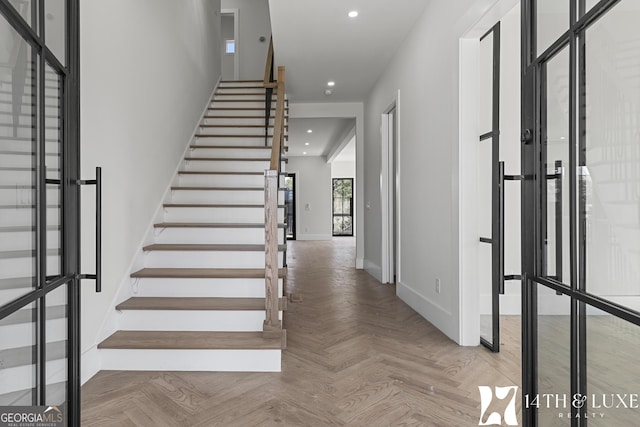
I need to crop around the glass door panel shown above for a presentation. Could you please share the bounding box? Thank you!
[332,178,353,236]
[537,0,570,55]
[0,301,36,405]
[583,0,640,300]
[0,10,37,305]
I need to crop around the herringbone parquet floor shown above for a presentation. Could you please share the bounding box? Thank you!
[81,239,522,426]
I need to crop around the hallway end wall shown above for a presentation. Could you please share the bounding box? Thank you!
[222,0,272,80]
[79,0,222,382]
[288,156,332,240]
[362,0,506,344]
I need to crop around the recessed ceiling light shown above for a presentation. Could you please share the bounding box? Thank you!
[305,142,310,146]
[307,129,313,133]
[327,81,335,87]
[303,152,307,155]
[348,10,359,18]
[560,136,566,140]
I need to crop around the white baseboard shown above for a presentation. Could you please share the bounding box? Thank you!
[397,281,459,344]
[356,258,364,269]
[364,259,382,282]
[296,234,332,241]
[81,345,101,385]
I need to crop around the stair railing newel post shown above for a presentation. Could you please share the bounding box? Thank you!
[263,55,286,340]
[264,37,275,147]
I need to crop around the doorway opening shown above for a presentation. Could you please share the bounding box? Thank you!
[284,173,296,240]
[332,178,354,237]
[381,102,399,285]
[221,9,239,81]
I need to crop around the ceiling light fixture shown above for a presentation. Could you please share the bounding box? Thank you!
[307,129,313,133]
[348,10,359,18]
[303,152,307,155]
[305,142,310,146]
[327,81,335,87]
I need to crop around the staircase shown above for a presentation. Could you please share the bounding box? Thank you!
[98,80,289,372]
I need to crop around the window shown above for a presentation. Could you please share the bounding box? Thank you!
[225,39,235,54]
[332,178,354,236]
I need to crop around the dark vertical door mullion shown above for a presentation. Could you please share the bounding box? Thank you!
[37,0,46,407]
[490,22,501,352]
[521,1,537,424]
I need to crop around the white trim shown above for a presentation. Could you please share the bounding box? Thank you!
[397,281,458,341]
[380,92,400,285]
[221,8,240,80]
[364,259,382,283]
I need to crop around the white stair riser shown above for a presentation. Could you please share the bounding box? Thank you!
[0,319,66,351]
[178,173,267,187]
[0,359,66,395]
[194,136,269,146]
[132,278,283,298]
[170,190,284,205]
[219,82,265,88]
[117,310,277,332]
[153,227,285,245]
[100,349,281,372]
[216,88,264,95]
[143,251,284,269]
[0,230,60,251]
[0,187,60,206]
[0,154,59,169]
[183,159,284,173]
[0,257,59,281]
[187,147,272,159]
[210,101,274,109]
[164,206,284,223]
[198,127,274,137]
[202,117,274,126]
[0,207,58,227]
[0,140,59,153]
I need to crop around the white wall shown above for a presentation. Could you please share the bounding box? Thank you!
[221,0,271,80]
[287,156,332,240]
[362,0,512,344]
[80,0,221,382]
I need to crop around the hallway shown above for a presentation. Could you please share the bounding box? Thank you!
[81,239,521,425]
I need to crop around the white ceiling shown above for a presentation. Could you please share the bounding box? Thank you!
[287,117,354,158]
[269,0,430,103]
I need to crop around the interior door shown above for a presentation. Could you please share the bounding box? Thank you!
[0,0,82,424]
[521,0,640,425]
[478,22,502,352]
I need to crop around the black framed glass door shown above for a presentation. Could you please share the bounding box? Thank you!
[0,0,81,424]
[522,0,640,425]
[478,22,502,352]
[332,178,353,237]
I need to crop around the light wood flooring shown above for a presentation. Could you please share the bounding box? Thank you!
[81,239,522,426]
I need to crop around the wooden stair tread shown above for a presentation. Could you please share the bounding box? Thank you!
[170,186,285,191]
[142,243,286,251]
[184,157,276,161]
[220,79,263,83]
[98,331,282,350]
[116,297,285,311]
[178,171,264,175]
[154,222,285,229]
[163,203,285,208]
[194,134,289,139]
[203,115,277,119]
[190,145,270,149]
[130,268,287,279]
[207,107,289,111]
[199,124,287,128]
